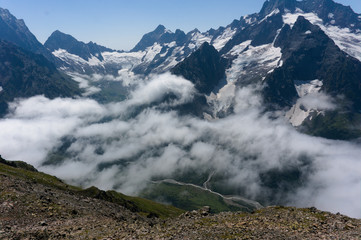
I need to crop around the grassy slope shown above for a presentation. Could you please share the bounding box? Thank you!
[141,182,252,213]
[301,111,361,140]
[0,158,183,219]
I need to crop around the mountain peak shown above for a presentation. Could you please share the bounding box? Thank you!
[189,28,200,34]
[0,7,54,62]
[45,30,113,61]
[131,24,183,52]
[259,0,297,17]
[0,8,27,31]
[0,7,12,19]
[0,8,8,16]
[53,29,64,35]
[155,24,166,32]
[48,30,74,40]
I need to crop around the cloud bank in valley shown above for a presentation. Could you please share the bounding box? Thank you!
[0,73,360,218]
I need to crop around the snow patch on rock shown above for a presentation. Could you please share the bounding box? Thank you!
[53,49,92,65]
[102,51,143,68]
[212,27,237,51]
[294,79,323,97]
[207,82,236,118]
[226,42,282,83]
[286,80,336,126]
[260,8,281,23]
[189,32,212,49]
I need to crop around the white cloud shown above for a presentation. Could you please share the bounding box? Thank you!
[128,72,195,107]
[69,73,102,96]
[298,92,336,111]
[0,77,360,219]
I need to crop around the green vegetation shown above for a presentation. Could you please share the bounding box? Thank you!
[171,168,210,186]
[140,182,249,213]
[0,157,81,192]
[301,111,361,140]
[81,186,184,218]
[90,81,128,103]
[0,157,183,219]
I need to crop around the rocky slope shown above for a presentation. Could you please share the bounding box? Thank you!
[1,157,360,239]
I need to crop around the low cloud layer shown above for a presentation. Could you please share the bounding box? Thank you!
[0,73,360,218]
[298,92,337,111]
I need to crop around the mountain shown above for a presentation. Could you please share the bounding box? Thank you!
[171,42,227,94]
[131,24,187,52]
[44,30,121,75]
[264,15,361,109]
[45,30,114,62]
[39,0,361,138]
[298,0,361,30]
[259,0,361,30]
[43,0,361,79]
[0,8,54,62]
[44,23,240,75]
[0,40,81,116]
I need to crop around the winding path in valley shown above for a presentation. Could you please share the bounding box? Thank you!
[151,172,263,211]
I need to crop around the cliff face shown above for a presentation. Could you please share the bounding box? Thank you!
[0,158,360,239]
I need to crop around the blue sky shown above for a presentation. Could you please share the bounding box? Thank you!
[0,0,360,50]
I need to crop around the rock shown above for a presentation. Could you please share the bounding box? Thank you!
[344,223,356,230]
[200,206,211,216]
[39,221,47,226]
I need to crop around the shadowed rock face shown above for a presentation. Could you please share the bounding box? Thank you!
[263,16,361,110]
[0,40,81,115]
[171,42,227,95]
